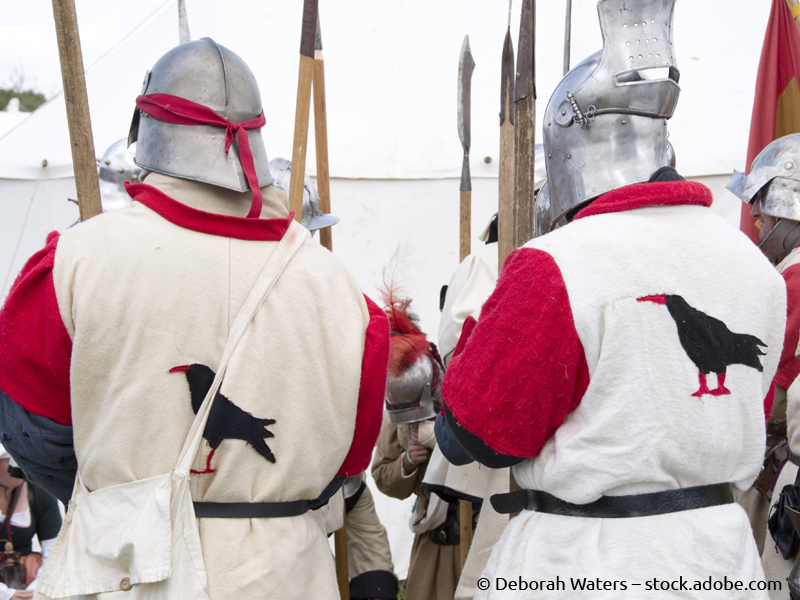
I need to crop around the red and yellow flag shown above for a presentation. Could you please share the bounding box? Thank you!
[740,0,800,242]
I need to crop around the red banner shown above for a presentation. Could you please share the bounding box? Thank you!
[740,0,800,242]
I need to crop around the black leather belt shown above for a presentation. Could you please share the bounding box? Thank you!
[193,500,309,518]
[490,483,733,518]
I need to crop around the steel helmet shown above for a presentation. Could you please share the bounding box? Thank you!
[128,38,272,196]
[727,134,800,260]
[98,139,141,212]
[543,0,679,229]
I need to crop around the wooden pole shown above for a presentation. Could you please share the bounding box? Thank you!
[460,191,471,262]
[459,500,472,568]
[334,489,350,600]
[313,17,333,252]
[505,0,536,511]
[511,0,536,253]
[51,0,102,222]
[289,0,319,223]
[292,9,347,596]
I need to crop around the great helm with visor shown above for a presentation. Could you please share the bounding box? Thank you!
[542,0,680,230]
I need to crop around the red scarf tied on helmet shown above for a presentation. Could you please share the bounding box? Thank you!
[135,93,267,218]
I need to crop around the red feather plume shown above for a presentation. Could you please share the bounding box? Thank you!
[380,284,430,378]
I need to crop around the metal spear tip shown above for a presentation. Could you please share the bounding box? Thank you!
[458,35,476,152]
[500,28,515,126]
[315,12,323,51]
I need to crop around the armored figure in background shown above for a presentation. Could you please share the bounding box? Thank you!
[371,291,460,600]
[728,134,800,599]
[97,139,141,213]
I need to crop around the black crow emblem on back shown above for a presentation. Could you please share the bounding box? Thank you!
[637,294,767,398]
[170,364,276,474]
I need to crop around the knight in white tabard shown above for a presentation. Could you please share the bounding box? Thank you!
[0,39,389,600]
[437,2,785,598]
[727,134,800,599]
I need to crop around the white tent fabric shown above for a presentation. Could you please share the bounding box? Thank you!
[0,1,771,181]
[0,0,773,582]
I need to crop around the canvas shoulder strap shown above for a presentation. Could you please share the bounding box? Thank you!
[174,220,308,476]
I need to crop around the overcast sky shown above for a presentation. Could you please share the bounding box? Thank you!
[0,0,168,97]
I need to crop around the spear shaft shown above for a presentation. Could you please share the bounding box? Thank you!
[511,0,536,254]
[289,0,318,223]
[51,0,102,221]
[313,16,333,252]
[563,0,572,75]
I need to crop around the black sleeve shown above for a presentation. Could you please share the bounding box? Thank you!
[443,403,524,469]
[29,485,63,542]
[0,388,76,504]
[434,413,474,466]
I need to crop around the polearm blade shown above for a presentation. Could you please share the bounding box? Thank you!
[458,36,475,262]
[563,0,572,75]
[498,11,515,272]
[289,0,318,222]
[511,0,536,253]
[313,13,333,252]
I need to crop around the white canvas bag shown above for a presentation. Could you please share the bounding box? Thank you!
[37,221,308,600]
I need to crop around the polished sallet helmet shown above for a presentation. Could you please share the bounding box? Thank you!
[269,157,339,232]
[128,37,272,192]
[727,134,800,261]
[97,139,141,212]
[543,0,680,229]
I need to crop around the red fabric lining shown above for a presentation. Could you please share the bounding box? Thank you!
[136,93,266,218]
[125,183,292,241]
[336,295,390,476]
[776,263,800,390]
[0,232,72,425]
[765,379,776,421]
[574,180,713,221]
[453,316,477,359]
[441,248,590,458]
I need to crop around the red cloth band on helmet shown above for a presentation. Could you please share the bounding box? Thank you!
[135,93,267,219]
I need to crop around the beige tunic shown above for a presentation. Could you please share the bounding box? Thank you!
[36,176,383,600]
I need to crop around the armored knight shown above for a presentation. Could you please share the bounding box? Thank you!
[438,2,784,598]
[728,134,800,598]
[371,291,461,600]
[0,39,389,600]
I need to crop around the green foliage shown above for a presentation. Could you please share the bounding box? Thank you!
[397,580,406,600]
[0,87,46,112]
